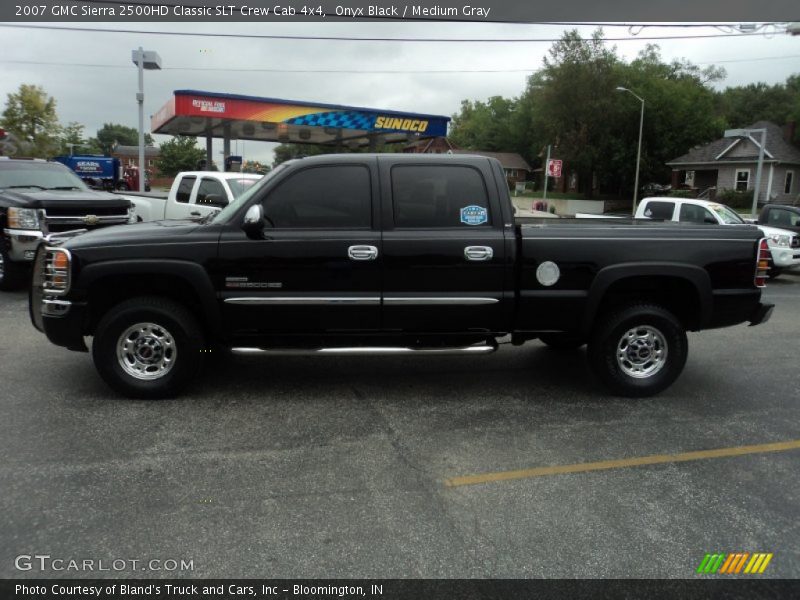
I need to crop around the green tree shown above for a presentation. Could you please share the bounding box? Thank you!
[453,30,732,199]
[156,136,205,176]
[57,122,103,156]
[95,123,154,154]
[717,75,800,143]
[1,84,61,157]
[449,96,517,151]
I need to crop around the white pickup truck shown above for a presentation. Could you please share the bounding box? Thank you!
[578,197,800,275]
[121,171,262,222]
[633,197,800,275]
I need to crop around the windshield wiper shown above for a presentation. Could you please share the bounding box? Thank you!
[4,184,47,190]
[46,186,83,191]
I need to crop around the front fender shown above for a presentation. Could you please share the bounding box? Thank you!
[78,259,221,336]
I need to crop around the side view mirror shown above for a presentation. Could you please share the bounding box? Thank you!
[704,216,717,224]
[197,193,227,209]
[242,204,265,238]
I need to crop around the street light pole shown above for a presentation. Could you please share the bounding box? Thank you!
[724,127,767,217]
[136,47,145,192]
[131,48,162,192]
[752,129,766,217]
[616,87,645,216]
[542,144,551,205]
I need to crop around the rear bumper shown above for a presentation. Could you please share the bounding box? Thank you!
[749,302,774,327]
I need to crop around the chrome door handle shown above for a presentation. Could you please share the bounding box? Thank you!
[464,246,494,261]
[348,245,378,261]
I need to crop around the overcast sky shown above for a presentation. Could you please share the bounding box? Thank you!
[2,21,798,163]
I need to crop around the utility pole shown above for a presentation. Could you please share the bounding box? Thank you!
[542,144,551,206]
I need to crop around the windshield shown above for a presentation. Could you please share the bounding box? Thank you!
[212,164,288,224]
[0,161,89,191]
[709,203,745,225]
[227,177,262,198]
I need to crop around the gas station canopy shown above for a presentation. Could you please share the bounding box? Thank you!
[152,90,451,149]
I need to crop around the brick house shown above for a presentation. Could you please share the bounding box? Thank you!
[666,121,800,205]
[109,144,160,171]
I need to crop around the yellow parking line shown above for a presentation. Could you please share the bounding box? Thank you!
[444,439,800,488]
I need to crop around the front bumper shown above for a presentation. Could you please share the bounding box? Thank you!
[2,228,43,262]
[749,302,774,327]
[768,245,800,269]
[32,297,88,351]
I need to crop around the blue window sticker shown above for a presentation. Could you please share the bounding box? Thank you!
[460,205,488,226]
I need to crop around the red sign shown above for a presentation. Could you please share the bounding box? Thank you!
[547,159,563,178]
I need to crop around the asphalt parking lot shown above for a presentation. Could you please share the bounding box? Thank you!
[1,273,799,579]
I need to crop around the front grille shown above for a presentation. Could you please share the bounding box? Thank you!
[41,207,129,232]
[792,236,800,249]
[44,207,127,217]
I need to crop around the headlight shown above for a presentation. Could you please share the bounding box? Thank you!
[7,207,40,230]
[767,233,791,248]
[43,247,71,295]
[127,206,137,223]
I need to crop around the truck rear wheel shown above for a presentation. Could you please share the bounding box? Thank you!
[588,304,687,397]
[92,296,204,399]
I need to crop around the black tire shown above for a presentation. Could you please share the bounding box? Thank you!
[0,243,25,291]
[768,267,782,279]
[538,333,586,350]
[92,296,205,399]
[587,304,687,398]
[117,182,129,191]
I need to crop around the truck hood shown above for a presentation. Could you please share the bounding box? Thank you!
[1,188,130,210]
[756,224,796,238]
[62,219,204,250]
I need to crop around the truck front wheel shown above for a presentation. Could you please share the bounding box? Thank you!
[0,245,25,291]
[92,296,204,399]
[588,304,687,397]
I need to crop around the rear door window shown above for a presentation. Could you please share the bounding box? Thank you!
[642,201,675,220]
[391,165,491,228]
[175,176,196,203]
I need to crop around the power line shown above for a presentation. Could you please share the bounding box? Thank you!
[0,23,778,43]
[3,54,799,73]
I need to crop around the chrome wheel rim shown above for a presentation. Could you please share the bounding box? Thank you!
[616,325,668,379]
[116,322,177,380]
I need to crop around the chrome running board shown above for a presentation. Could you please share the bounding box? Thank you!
[230,345,497,356]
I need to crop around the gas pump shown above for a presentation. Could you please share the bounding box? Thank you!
[224,155,242,172]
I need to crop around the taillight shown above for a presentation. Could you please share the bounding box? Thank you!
[754,238,771,288]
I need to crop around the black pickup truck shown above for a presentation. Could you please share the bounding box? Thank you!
[30,154,774,399]
[1,158,133,290]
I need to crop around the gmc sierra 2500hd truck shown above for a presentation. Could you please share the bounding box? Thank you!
[30,154,774,399]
